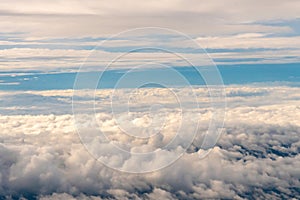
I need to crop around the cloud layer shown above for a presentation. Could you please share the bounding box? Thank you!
[0,0,299,36]
[0,86,299,199]
[0,1,300,72]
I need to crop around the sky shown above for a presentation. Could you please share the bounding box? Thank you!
[0,1,300,199]
[0,0,299,73]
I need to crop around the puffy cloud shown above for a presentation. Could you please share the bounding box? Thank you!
[0,86,299,199]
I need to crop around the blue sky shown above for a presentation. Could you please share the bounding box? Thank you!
[1,64,300,90]
[1,1,300,199]
[1,24,300,90]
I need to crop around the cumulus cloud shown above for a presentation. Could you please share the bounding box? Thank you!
[0,86,299,199]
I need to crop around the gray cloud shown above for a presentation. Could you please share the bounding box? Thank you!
[0,0,299,37]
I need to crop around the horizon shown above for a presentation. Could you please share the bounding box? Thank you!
[0,1,299,199]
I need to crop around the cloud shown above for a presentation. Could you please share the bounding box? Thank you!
[0,0,299,37]
[1,32,300,72]
[0,0,299,72]
[197,33,300,49]
[0,86,299,199]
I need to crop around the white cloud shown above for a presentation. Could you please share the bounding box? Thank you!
[0,86,299,198]
[0,0,299,72]
[1,31,300,72]
[197,34,300,49]
[0,0,299,37]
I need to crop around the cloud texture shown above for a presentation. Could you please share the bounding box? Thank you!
[0,86,299,199]
[0,1,300,72]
